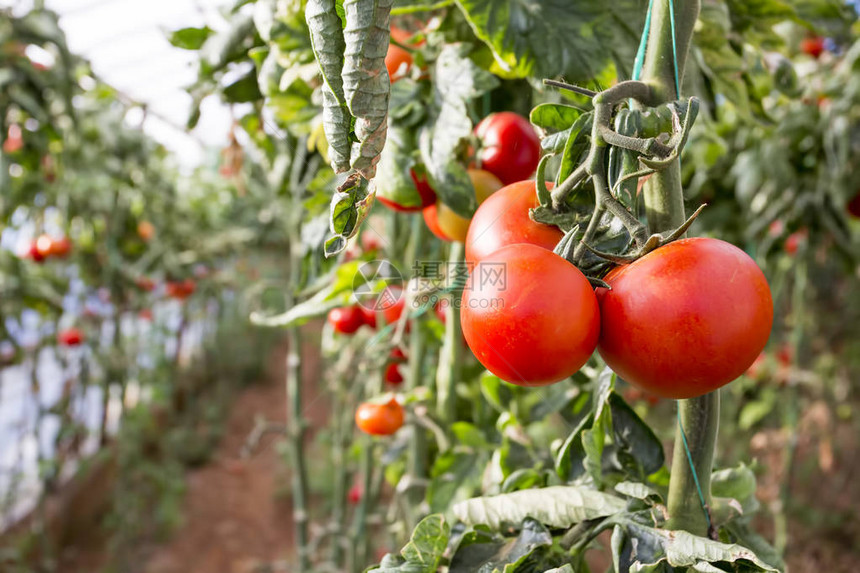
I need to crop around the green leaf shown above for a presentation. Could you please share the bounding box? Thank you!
[451,422,491,449]
[449,518,554,573]
[608,393,665,476]
[222,70,263,103]
[306,0,352,172]
[612,521,779,572]
[455,0,614,81]
[614,481,661,502]
[554,413,593,482]
[500,468,543,493]
[371,514,450,572]
[325,174,373,256]
[427,451,482,513]
[453,486,626,530]
[556,113,593,186]
[530,103,583,133]
[375,125,422,209]
[419,43,499,218]
[343,0,394,177]
[168,27,214,50]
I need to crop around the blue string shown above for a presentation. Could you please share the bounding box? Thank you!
[631,0,655,82]
[668,0,680,97]
[677,409,713,531]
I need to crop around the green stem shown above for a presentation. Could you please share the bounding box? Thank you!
[637,0,716,538]
[405,314,428,517]
[436,242,464,425]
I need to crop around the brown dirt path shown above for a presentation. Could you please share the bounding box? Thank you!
[143,336,325,573]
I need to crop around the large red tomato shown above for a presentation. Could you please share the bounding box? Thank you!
[597,238,773,399]
[461,244,600,386]
[465,180,563,265]
[474,112,541,185]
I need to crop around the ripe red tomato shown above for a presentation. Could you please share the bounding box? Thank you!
[597,238,773,399]
[348,484,362,505]
[385,26,412,83]
[800,36,825,59]
[138,309,154,321]
[48,236,71,258]
[385,347,407,385]
[58,328,84,347]
[358,304,377,329]
[379,286,406,326]
[847,192,860,218]
[784,230,806,256]
[35,235,53,260]
[465,180,563,265]
[355,397,405,436]
[461,244,600,386]
[422,203,453,241]
[166,279,196,300]
[384,362,404,385]
[3,124,23,153]
[436,169,503,242]
[474,112,541,185]
[25,242,45,262]
[376,168,437,212]
[328,305,365,334]
[137,220,155,242]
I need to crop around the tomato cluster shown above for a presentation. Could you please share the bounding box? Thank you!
[327,286,408,336]
[457,180,773,398]
[24,234,72,263]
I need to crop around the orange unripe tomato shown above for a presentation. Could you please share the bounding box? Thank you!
[355,397,404,436]
[436,169,503,242]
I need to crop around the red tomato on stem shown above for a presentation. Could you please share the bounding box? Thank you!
[474,113,541,185]
[58,327,84,347]
[355,397,405,436]
[461,244,600,386]
[328,306,365,335]
[597,238,773,399]
[465,180,563,265]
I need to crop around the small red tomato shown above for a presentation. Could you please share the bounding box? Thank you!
[767,220,784,237]
[800,36,825,59]
[137,220,155,242]
[422,203,453,241]
[328,306,365,335]
[48,237,71,258]
[785,230,806,256]
[384,362,404,385]
[385,26,416,82]
[474,113,541,186]
[35,235,53,260]
[348,484,362,505]
[138,309,154,321]
[26,242,46,263]
[358,305,377,329]
[3,124,23,153]
[465,180,564,266]
[597,238,773,399]
[777,344,793,367]
[166,279,196,300]
[360,231,383,253]
[461,244,600,386]
[355,397,405,436]
[378,286,406,327]
[58,328,84,347]
[847,192,860,218]
[136,277,156,292]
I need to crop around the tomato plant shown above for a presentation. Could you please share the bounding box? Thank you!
[597,238,773,399]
